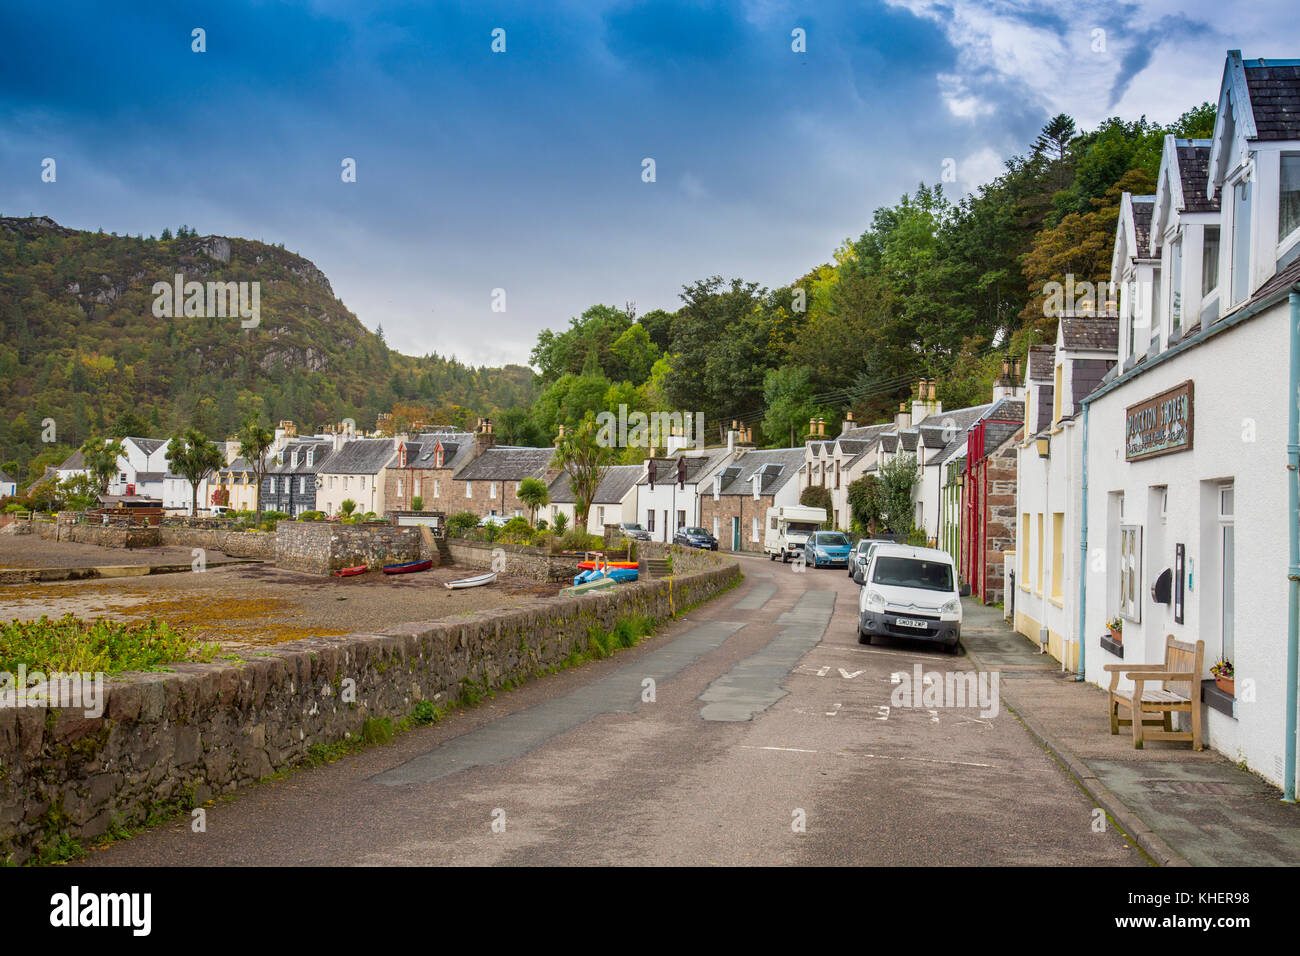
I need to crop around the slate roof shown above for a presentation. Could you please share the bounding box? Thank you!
[1132,197,1155,258]
[58,451,85,470]
[837,423,892,443]
[1244,60,1300,141]
[1061,316,1119,352]
[454,446,555,481]
[388,430,476,471]
[1175,142,1219,213]
[714,448,805,497]
[1027,345,1056,382]
[0,469,13,485]
[268,439,333,475]
[547,463,642,505]
[636,446,734,486]
[1035,386,1055,433]
[317,438,398,476]
[1249,253,1300,307]
[134,471,165,483]
[919,403,994,466]
[126,437,168,456]
[899,431,919,452]
[1071,358,1117,407]
[218,457,254,474]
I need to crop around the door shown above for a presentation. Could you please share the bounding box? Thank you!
[732,517,740,551]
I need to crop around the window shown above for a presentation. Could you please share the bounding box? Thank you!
[1051,513,1064,599]
[490,482,496,500]
[414,479,421,498]
[306,448,314,467]
[291,450,299,469]
[360,476,366,490]
[1219,484,1235,661]
[466,482,472,498]
[713,476,720,501]
[1119,525,1143,622]
[676,510,685,531]
[1021,513,1031,582]
[1232,179,1252,303]
[1168,238,1182,333]
[397,478,404,498]
[1281,154,1300,242]
[751,516,759,542]
[1150,268,1161,342]
[433,479,440,498]
[300,477,306,493]
[597,506,605,525]
[1036,513,1044,593]
[647,510,655,532]
[1202,226,1220,296]
[713,516,719,539]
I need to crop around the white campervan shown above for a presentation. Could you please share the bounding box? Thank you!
[763,504,827,563]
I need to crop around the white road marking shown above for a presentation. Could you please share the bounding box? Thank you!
[825,703,842,717]
[838,668,865,679]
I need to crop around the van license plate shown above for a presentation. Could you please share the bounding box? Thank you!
[894,618,928,629]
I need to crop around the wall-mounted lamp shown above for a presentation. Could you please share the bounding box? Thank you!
[1035,436,1050,459]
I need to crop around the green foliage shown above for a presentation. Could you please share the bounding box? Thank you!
[446,510,480,538]
[551,511,569,535]
[166,427,224,516]
[409,495,423,512]
[296,510,324,521]
[560,527,601,552]
[339,499,358,519]
[878,454,919,534]
[554,414,611,529]
[799,485,833,524]
[847,474,881,533]
[0,614,217,674]
[516,476,549,526]
[58,473,99,511]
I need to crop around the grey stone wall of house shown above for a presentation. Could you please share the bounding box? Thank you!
[275,522,435,575]
[0,557,740,863]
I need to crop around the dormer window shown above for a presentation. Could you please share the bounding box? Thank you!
[434,443,444,468]
[291,450,299,469]
[1168,238,1182,334]
[1202,227,1220,297]
[306,447,314,467]
[1231,178,1253,304]
[1282,154,1300,244]
[399,446,407,468]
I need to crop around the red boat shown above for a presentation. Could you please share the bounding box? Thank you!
[381,559,433,575]
[576,560,638,570]
[333,565,368,577]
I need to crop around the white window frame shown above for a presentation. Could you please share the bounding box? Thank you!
[1119,524,1143,623]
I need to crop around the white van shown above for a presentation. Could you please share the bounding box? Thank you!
[857,543,963,652]
[763,504,827,562]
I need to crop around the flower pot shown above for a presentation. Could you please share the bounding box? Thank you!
[1109,627,1122,644]
[1215,675,1234,696]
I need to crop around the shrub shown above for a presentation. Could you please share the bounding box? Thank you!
[560,528,601,552]
[446,510,481,538]
[410,495,424,512]
[551,511,569,535]
[0,614,217,674]
[296,510,324,521]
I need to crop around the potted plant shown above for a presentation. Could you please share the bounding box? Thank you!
[1106,616,1123,644]
[1211,659,1234,696]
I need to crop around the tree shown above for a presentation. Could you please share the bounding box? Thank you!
[59,473,100,511]
[80,437,126,494]
[878,454,919,534]
[847,475,882,533]
[554,413,611,530]
[517,477,550,527]
[340,499,358,520]
[166,428,224,516]
[410,495,424,512]
[799,485,833,527]
[236,415,275,525]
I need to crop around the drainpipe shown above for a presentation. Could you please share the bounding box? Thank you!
[1286,290,1300,802]
[1075,401,1089,682]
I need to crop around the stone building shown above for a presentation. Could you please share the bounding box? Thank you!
[699,447,805,552]
[959,407,1023,604]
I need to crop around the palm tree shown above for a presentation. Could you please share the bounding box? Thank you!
[517,477,550,527]
[79,437,126,496]
[166,429,224,517]
[554,414,612,530]
[236,415,275,526]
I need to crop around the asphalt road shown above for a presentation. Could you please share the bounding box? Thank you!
[80,553,1144,866]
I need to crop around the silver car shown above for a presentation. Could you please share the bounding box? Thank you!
[851,539,884,584]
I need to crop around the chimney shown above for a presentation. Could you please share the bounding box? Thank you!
[279,420,297,438]
[992,357,1025,402]
[840,410,855,435]
[895,402,912,430]
[816,417,825,437]
[475,417,496,456]
[808,417,817,439]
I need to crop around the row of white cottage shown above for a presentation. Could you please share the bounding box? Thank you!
[1013,50,1300,797]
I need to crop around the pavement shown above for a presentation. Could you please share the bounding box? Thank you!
[962,600,1300,867]
[77,552,1144,866]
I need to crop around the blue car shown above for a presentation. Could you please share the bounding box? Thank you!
[805,530,852,568]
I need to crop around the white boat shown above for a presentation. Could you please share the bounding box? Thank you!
[444,571,497,590]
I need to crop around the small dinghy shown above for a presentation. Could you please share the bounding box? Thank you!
[444,571,497,590]
[382,559,433,575]
[333,565,369,577]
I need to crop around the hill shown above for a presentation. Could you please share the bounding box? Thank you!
[0,216,536,482]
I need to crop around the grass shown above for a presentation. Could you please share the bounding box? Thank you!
[0,613,219,674]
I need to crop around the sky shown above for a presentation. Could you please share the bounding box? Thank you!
[1,0,1294,368]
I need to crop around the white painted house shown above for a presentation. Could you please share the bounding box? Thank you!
[547,464,642,534]
[1080,50,1300,793]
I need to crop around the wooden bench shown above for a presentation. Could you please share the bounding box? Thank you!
[1104,634,1204,750]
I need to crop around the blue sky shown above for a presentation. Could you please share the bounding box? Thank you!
[1,0,1290,367]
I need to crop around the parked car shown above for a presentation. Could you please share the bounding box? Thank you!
[850,539,885,584]
[674,526,718,550]
[617,522,651,541]
[804,530,852,568]
[857,543,962,653]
